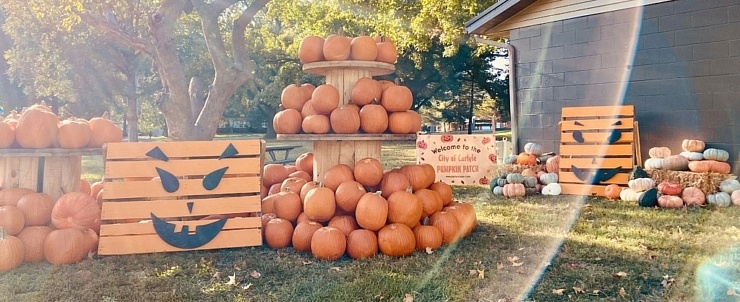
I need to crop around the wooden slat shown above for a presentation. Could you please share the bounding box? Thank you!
[559,157,633,169]
[99,217,261,236]
[100,196,261,220]
[558,144,633,156]
[561,106,634,118]
[98,228,262,255]
[559,118,634,131]
[559,183,607,196]
[105,140,262,160]
[560,131,634,144]
[103,177,261,199]
[559,172,629,185]
[105,157,261,179]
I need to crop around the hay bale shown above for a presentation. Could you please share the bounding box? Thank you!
[491,164,547,178]
[645,169,736,195]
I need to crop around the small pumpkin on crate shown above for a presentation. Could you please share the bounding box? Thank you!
[604,184,622,200]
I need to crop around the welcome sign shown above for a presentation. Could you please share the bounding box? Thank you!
[416,134,498,186]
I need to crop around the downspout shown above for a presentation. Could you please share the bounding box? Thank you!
[474,37,518,154]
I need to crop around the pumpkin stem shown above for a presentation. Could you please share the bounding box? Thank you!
[0,227,5,240]
[394,78,401,86]
[406,186,413,193]
[102,111,110,119]
[295,78,302,86]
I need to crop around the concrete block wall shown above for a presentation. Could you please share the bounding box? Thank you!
[509,0,740,174]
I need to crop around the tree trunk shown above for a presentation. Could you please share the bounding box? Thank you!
[125,64,138,142]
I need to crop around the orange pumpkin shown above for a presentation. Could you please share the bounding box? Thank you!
[380,85,413,112]
[311,84,340,115]
[330,106,361,134]
[379,170,410,199]
[353,157,384,187]
[280,177,308,195]
[413,225,443,251]
[292,220,323,253]
[445,203,477,237]
[546,156,560,173]
[377,223,415,257]
[429,181,453,206]
[0,227,25,272]
[359,102,388,134]
[682,187,705,206]
[516,152,537,165]
[263,164,290,188]
[387,187,423,228]
[303,186,336,222]
[289,170,312,182]
[350,36,378,61]
[322,34,351,61]
[334,181,366,213]
[17,226,52,263]
[346,229,378,260]
[299,181,319,201]
[88,112,123,148]
[323,164,355,191]
[302,115,331,134]
[301,100,319,118]
[298,35,325,63]
[0,206,25,235]
[375,35,398,64]
[604,184,622,200]
[57,118,92,149]
[388,111,417,134]
[400,164,429,191]
[414,189,444,217]
[273,190,303,223]
[79,179,92,195]
[51,192,101,230]
[43,228,88,265]
[0,188,35,207]
[355,192,388,231]
[295,152,314,175]
[328,215,359,236]
[429,211,461,244]
[264,218,294,249]
[15,104,59,148]
[0,121,14,148]
[281,82,309,111]
[311,226,347,261]
[16,192,54,226]
[351,77,382,106]
[273,109,302,134]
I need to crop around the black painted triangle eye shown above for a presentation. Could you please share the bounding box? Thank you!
[147,146,169,162]
[220,143,239,159]
[574,121,584,126]
[612,120,622,126]
[156,167,179,193]
[203,167,229,190]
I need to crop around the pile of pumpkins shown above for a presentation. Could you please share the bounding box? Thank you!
[273,78,421,135]
[502,142,560,172]
[643,139,731,174]
[0,102,123,149]
[0,180,102,272]
[298,34,397,64]
[489,170,561,197]
[603,168,740,208]
[260,152,476,261]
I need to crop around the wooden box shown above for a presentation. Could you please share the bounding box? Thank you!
[98,140,263,255]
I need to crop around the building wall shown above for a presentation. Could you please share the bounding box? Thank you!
[508,0,740,174]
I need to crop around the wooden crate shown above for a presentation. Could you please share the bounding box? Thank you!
[98,140,263,255]
[558,105,639,196]
[0,148,101,200]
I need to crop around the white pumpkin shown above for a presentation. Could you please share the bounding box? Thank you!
[703,148,729,162]
[524,142,544,156]
[648,147,672,158]
[492,186,504,195]
[619,188,644,202]
[644,158,664,170]
[719,179,740,194]
[628,178,655,192]
[541,183,561,196]
[707,192,731,207]
[539,173,559,185]
[679,151,703,161]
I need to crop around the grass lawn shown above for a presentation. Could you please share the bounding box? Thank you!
[7,133,740,301]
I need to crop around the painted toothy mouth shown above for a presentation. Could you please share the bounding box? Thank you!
[151,213,228,249]
[571,165,622,185]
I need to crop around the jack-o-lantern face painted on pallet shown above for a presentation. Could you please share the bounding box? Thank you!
[570,120,623,185]
[144,144,238,249]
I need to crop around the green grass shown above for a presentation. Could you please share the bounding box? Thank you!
[6,135,740,301]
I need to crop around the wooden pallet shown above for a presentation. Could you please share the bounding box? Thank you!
[98,140,264,255]
[558,105,640,196]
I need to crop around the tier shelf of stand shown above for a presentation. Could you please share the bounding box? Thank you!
[276,134,417,141]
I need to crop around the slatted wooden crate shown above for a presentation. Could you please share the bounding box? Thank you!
[98,140,263,255]
[558,105,639,196]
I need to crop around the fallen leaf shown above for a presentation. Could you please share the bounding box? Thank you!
[496,299,508,302]
[329,267,342,272]
[469,270,478,276]
[507,256,520,263]
[496,262,504,270]
[727,288,736,296]
[552,289,565,295]
[456,257,464,264]
[614,271,628,278]
[403,293,413,302]
[250,270,261,279]
[592,289,601,295]
[212,271,221,280]
[477,269,485,279]
[242,283,253,291]
[516,267,525,274]
[511,261,524,267]
[425,247,434,254]
[302,261,313,265]
[226,273,238,286]
[619,287,627,298]
[474,261,482,266]
[573,287,584,294]
[661,275,674,288]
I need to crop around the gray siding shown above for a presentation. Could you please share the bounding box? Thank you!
[509,0,740,174]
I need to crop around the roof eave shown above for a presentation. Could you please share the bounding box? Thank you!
[465,0,538,36]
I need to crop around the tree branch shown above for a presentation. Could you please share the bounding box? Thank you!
[191,0,232,73]
[233,0,269,72]
[76,11,154,56]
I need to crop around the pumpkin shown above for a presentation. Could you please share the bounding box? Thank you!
[682,187,706,206]
[629,166,649,180]
[380,84,413,113]
[521,169,537,178]
[541,183,561,196]
[0,206,25,236]
[375,35,398,64]
[545,156,560,173]
[273,108,303,134]
[657,181,682,196]
[323,164,355,191]
[679,151,703,161]
[351,77,382,106]
[504,155,518,165]
[516,152,537,165]
[334,181,366,213]
[414,225,443,251]
[503,184,526,197]
[311,226,347,261]
[264,218,294,249]
[506,173,525,184]
[387,111,414,134]
[299,181,319,201]
[87,112,123,148]
[298,35,325,63]
[359,102,388,134]
[83,228,98,256]
[263,164,290,188]
[79,179,92,195]
[322,33,351,61]
[261,193,279,214]
[707,192,731,207]
[703,148,729,162]
[523,176,538,188]
[273,190,303,223]
[604,184,622,200]
[15,104,59,148]
[303,186,336,222]
[16,192,54,226]
[90,181,104,199]
[731,190,740,206]
[292,221,323,253]
[492,186,504,195]
[346,229,378,260]
[281,177,308,195]
[386,187,423,228]
[0,121,14,148]
[688,160,731,174]
[648,147,672,158]
[350,35,378,61]
[429,181,453,206]
[281,82,310,111]
[496,177,508,187]
[328,215,359,236]
[524,142,543,156]
[300,100,319,118]
[628,178,655,192]
[57,117,92,149]
[311,84,341,115]
[445,203,477,237]
[51,192,101,230]
[0,188,35,207]
[17,226,52,263]
[261,213,277,236]
[720,179,740,193]
[268,183,282,196]
[538,173,558,185]
[658,195,684,208]
[644,158,664,170]
[681,139,705,152]
[376,223,415,257]
[354,157,384,187]
[329,105,361,134]
[429,211,462,244]
[380,170,410,199]
[355,192,388,231]
[399,164,430,192]
[295,152,314,175]
[44,228,87,264]
[661,155,689,171]
[620,188,644,202]
[637,188,658,207]
[0,227,24,272]
[415,189,444,217]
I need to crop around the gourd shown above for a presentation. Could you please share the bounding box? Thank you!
[681,139,705,152]
[355,192,388,231]
[703,148,729,162]
[523,177,538,188]
[273,109,302,134]
[496,177,508,187]
[516,152,537,165]
[377,223,416,257]
[264,218,294,249]
[679,151,703,161]
[707,192,731,207]
[506,173,525,184]
[545,156,560,173]
[620,188,644,202]
[628,178,655,192]
[644,158,664,170]
[648,147,672,158]
[503,184,526,197]
[604,184,622,200]
[688,160,731,174]
[658,195,684,208]
[719,179,740,193]
[541,183,561,196]
[629,166,649,180]
[539,173,558,185]
[292,221,323,253]
[414,225,443,251]
[682,187,706,206]
[657,181,682,196]
[732,190,740,206]
[524,142,543,156]
[637,188,658,207]
[521,169,537,178]
[88,112,123,148]
[346,229,378,260]
[311,226,347,261]
[0,227,25,272]
[662,155,689,171]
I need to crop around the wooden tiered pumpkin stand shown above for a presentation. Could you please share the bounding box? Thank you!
[277,61,416,181]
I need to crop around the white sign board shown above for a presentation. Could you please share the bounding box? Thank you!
[416,134,497,186]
